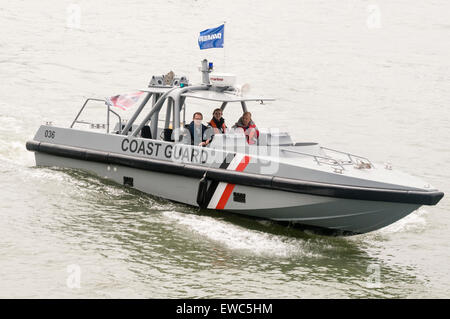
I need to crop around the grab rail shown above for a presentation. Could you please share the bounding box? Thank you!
[107,108,121,133]
[281,148,346,171]
[320,146,374,168]
[70,98,121,133]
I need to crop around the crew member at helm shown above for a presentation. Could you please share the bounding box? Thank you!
[232,111,259,144]
[207,108,227,134]
[186,112,212,146]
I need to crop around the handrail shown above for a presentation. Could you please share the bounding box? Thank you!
[108,108,121,133]
[320,146,374,167]
[73,120,92,125]
[281,148,346,171]
[70,98,106,128]
[70,98,121,134]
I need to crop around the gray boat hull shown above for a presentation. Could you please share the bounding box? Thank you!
[34,151,420,234]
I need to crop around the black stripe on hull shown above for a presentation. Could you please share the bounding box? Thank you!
[204,152,236,207]
[26,140,445,206]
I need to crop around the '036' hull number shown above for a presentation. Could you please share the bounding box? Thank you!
[44,130,55,139]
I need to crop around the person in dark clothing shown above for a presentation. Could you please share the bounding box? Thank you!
[207,108,227,134]
[186,112,212,146]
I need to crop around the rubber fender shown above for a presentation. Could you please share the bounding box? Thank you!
[196,176,209,209]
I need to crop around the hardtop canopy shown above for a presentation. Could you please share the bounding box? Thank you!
[181,90,275,103]
[140,87,275,103]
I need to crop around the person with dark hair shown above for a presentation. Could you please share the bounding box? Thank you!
[186,112,212,146]
[232,111,259,144]
[207,108,227,134]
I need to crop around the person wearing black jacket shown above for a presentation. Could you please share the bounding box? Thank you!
[186,112,212,146]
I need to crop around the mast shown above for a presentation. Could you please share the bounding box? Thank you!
[200,59,213,85]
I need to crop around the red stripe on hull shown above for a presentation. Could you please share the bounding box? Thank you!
[215,155,250,210]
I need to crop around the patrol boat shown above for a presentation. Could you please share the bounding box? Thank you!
[26,59,444,235]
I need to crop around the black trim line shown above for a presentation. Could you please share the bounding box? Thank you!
[26,140,445,206]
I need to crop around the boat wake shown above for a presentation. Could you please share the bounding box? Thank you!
[378,208,429,234]
[162,211,321,258]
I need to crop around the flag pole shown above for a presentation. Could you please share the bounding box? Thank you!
[223,21,226,71]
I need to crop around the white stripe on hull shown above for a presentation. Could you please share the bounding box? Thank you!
[207,153,245,209]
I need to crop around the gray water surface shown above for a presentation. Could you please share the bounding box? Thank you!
[0,0,449,298]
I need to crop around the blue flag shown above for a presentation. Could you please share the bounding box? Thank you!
[198,24,224,50]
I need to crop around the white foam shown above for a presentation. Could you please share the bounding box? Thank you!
[162,211,320,258]
[379,208,429,234]
[0,115,24,134]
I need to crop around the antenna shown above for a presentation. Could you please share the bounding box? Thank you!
[223,21,226,71]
